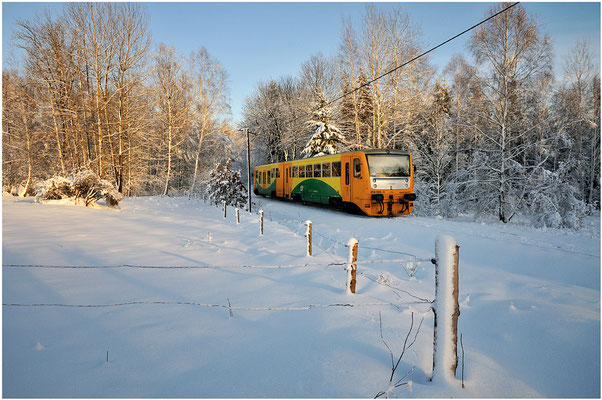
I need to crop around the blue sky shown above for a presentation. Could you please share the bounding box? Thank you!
[3,2,600,124]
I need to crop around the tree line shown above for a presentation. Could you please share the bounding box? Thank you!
[3,3,599,228]
[240,3,600,228]
[3,3,232,198]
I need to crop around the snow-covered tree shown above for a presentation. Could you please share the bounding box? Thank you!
[302,91,344,158]
[205,159,248,209]
[468,2,553,223]
[409,81,456,217]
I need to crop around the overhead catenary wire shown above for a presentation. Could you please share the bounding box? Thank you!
[280,2,520,127]
[324,2,520,109]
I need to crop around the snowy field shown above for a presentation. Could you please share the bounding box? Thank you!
[2,194,600,398]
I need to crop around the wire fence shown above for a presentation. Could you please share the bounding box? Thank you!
[2,261,347,270]
[252,202,429,261]
[2,300,413,312]
[4,201,438,314]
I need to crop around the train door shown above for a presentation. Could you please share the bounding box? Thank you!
[350,155,364,204]
[341,155,352,202]
[276,164,284,198]
[283,162,292,199]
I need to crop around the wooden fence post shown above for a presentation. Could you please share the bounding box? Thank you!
[305,220,312,256]
[223,201,227,219]
[259,210,264,236]
[347,238,358,294]
[236,208,240,224]
[432,235,460,383]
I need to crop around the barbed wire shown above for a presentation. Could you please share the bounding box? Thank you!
[360,273,433,304]
[2,262,347,270]
[3,254,434,270]
[2,300,420,311]
[355,258,435,265]
[259,209,432,261]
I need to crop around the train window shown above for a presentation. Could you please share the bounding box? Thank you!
[299,165,305,178]
[332,161,341,177]
[292,166,298,178]
[353,158,361,178]
[322,162,331,177]
[306,165,313,178]
[263,171,266,185]
[276,168,280,178]
[267,170,271,184]
[314,164,321,178]
[345,163,350,185]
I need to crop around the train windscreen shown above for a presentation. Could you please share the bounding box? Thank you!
[366,154,410,178]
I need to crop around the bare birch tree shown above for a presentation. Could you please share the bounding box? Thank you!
[153,43,193,195]
[188,47,230,193]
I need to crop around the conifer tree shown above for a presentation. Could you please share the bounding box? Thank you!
[206,159,248,209]
[301,91,345,158]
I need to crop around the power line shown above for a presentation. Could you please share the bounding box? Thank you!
[324,2,520,110]
[280,2,519,128]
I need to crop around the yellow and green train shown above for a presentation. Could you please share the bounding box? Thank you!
[253,149,416,217]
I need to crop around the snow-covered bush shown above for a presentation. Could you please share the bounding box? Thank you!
[36,176,74,200]
[206,159,248,209]
[72,170,123,207]
[36,170,122,207]
[528,165,592,229]
[412,178,459,218]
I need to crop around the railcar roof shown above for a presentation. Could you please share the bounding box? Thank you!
[361,149,410,155]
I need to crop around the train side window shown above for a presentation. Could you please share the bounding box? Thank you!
[332,161,341,177]
[314,164,321,178]
[353,158,361,178]
[299,166,305,178]
[267,170,271,184]
[263,171,266,185]
[276,168,280,178]
[322,163,331,177]
[345,163,350,185]
[306,165,312,178]
[292,166,298,178]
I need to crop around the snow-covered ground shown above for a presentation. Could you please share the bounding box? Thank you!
[2,194,600,397]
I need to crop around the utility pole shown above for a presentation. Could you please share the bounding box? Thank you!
[246,128,252,213]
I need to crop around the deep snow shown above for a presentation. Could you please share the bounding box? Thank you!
[2,194,600,397]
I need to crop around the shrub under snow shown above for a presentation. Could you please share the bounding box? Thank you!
[36,170,122,207]
[36,177,74,200]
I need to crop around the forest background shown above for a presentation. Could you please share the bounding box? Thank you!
[2,2,600,228]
